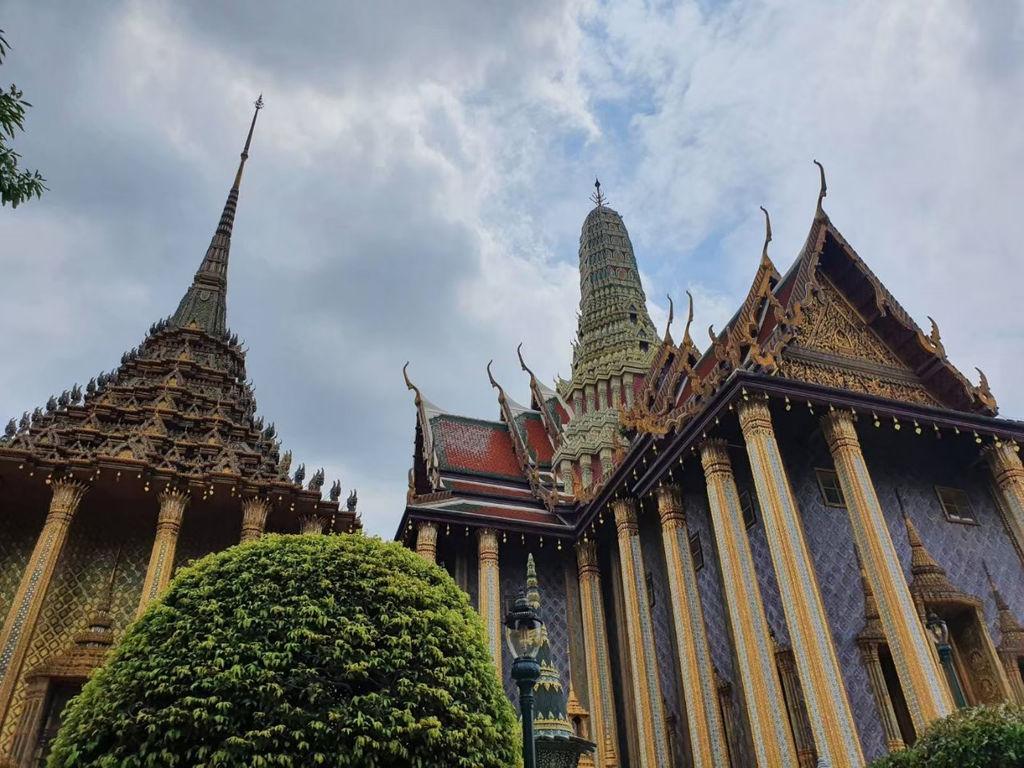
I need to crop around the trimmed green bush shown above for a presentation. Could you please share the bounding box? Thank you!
[48,534,519,767]
[868,704,1024,768]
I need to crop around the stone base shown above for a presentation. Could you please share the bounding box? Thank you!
[536,735,597,768]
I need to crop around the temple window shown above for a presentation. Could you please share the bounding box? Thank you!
[639,341,649,352]
[815,468,846,507]
[630,305,638,324]
[935,486,976,524]
[689,531,704,571]
[740,489,759,529]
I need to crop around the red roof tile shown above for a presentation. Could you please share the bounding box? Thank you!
[432,416,523,479]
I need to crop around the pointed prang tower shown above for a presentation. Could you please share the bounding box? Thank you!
[554,180,658,494]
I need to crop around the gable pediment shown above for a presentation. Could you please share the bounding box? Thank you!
[779,275,941,407]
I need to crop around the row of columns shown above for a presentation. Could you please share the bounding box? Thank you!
[413,407,1024,768]
[0,485,296,732]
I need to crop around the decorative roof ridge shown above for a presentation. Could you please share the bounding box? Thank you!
[489,360,560,511]
[171,96,264,337]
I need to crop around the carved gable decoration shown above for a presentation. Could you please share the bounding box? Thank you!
[779,276,940,407]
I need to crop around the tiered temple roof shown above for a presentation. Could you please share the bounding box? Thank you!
[0,98,356,531]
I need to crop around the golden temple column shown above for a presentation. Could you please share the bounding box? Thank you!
[821,411,953,730]
[654,485,730,768]
[137,488,188,616]
[415,521,439,563]
[738,400,864,766]
[610,498,671,768]
[0,478,87,726]
[240,497,271,543]
[299,513,324,535]
[576,540,620,768]
[477,528,502,672]
[984,442,1024,561]
[699,439,798,767]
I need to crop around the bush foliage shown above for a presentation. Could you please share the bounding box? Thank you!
[868,704,1024,768]
[48,534,519,767]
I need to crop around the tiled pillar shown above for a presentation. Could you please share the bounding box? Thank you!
[985,443,1024,562]
[610,498,671,768]
[240,497,271,543]
[738,400,864,766]
[586,385,596,414]
[137,488,188,616]
[821,411,953,730]
[415,521,439,563]
[0,479,88,726]
[654,485,730,768]
[611,377,622,409]
[576,540,620,767]
[699,439,798,767]
[478,528,502,672]
[599,448,614,484]
[299,513,324,535]
[597,381,607,411]
[623,373,634,407]
[561,460,573,493]
[582,457,593,489]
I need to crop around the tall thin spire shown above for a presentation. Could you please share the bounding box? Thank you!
[171,95,264,336]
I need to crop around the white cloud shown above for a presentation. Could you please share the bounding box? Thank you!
[2,0,1021,538]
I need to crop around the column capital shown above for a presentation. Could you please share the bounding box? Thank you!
[298,512,325,535]
[157,487,188,532]
[737,397,774,434]
[576,539,599,576]
[699,437,731,475]
[654,484,685,528]
[240,496,271,543]
[611,498,638,537]
[820,409,858,450]
[415,520,439,562]
[47,477,88,522]
[477,527,499,560]
[983,441,1023,476]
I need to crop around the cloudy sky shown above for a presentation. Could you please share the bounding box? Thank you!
[2,1,1022,536]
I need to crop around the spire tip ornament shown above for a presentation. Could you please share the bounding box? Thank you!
[590,177,606,207]
[813,159,827,215]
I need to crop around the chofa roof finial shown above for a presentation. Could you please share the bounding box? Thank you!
[663,294,674,342]
[759,205,773,262]
[402,361,423,406]
[591,177,606,207]
[813,159,827,215]
[682,289,695,348]
[517,342,536,380]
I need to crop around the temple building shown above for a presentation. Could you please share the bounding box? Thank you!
[398,169,1024,767]
[0,100,359,767]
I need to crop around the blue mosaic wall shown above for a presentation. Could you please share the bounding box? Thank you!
[679,460,756,767]
[497,542,572,706]
[774,413,889,761]
[857,422,1024,664]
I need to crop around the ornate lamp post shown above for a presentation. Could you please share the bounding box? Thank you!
[505,590,544,768]
[926,611,967,708]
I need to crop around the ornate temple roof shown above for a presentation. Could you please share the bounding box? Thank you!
[399,163,1016,541]
[0,99,355,528]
